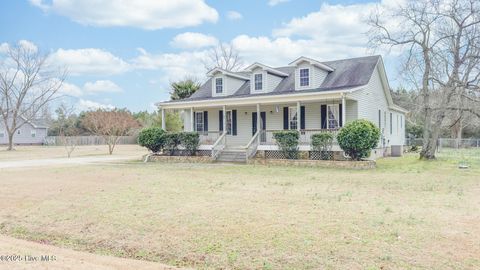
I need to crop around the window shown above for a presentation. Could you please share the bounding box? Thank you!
[400,115,403,128]
[31,130,36,138]
[17,130,21,135]
[0,131,4,138]
[384,111,387,129]
[215,78,223,94]
[378,110,381,129]
[327,104,339,129]
[397,115,399,135]
[289,107,298,130]
[195,112,204,132]
[390,112,393,134]
[254,74,263,90]
[299,68,309,87]
[226,111,232,135]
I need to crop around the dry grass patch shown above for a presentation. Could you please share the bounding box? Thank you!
[0,153,479,269]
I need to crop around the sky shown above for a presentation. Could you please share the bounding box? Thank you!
[0,0,403,113]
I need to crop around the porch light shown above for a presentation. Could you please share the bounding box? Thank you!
[275,106,279,113]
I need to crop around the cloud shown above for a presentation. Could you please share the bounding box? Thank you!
[227,11,243,20]
[76,99,115,111]
[0,40,38,54]
[29,0,218,30]
[170,32,218,49]
[59,81,83,97]
[268,0,289,6]
[48,48,130,76]
[83,80,123,93]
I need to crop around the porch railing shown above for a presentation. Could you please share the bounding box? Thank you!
[260,129,340,145]
[211,132,226,160]
[245,130,261,162]
[199,131,221,145]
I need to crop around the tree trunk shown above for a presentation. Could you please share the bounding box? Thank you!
[7,132,14,151]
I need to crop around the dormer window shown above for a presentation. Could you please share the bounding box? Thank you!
[300,68,309,87]
[215,78,223,93]
[254,74,263,90]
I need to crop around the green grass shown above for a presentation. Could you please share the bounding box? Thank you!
[0,152,479,269]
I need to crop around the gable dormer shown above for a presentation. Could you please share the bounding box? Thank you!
[289,57,334,91]
[207,67,249,97]
[243,63,288,94]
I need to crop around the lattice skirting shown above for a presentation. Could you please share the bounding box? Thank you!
[166,150,212,156]
[309,151,334,160]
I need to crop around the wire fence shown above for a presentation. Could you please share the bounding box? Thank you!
[44,136,138,146]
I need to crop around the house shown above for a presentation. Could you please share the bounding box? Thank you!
[157,55,407,162]
[0,116,49,145]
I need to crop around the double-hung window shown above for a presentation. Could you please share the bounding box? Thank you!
[215,78,223,94]
[289,107,298,130]
[327,104,339,129]
[299,68,309,87]
[390,113,393,134]
[31,130,36,138]
[195,112,204,132]
[0,131,4,138]
[254,74,263,91]
[226,111,232,135]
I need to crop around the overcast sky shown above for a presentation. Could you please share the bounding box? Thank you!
[0,0,403,112]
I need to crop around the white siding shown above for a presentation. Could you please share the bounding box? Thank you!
[211,73,246,97]
[345,99,358,124]
[0,117,47,145]
[249,68,283,94]
[266,73,282,92]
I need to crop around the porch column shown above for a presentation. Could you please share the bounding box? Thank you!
[256,103,260,134]
[296,101,301,131]
[190,107,194,131]
[222,105,227,134]
[341,94,346,127]
[161,108,166,130]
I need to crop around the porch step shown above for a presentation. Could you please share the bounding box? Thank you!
[216,150,247,163]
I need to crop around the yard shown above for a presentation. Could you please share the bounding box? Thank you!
[0,146,479,269]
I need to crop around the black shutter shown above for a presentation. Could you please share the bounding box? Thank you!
[283,107,289,130]
[252,112,257,135]
[193,111,196,131]
[232,110,237,136]
[338,104,343,127]
[219,110,223,132]
[203,111,208,132]
[300,106,305,130]
[321,105,327,129]
[261,112,266,130]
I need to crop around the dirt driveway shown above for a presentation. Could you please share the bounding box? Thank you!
[0,235,181,270]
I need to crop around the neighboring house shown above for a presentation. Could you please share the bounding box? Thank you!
[157,55,407,161]
[0,116,49,145]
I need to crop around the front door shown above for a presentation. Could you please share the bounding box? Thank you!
[252,112,266,142]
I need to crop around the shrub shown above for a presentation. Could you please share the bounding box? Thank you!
[337,120,380,161]
[138,127,165,153]
[180,132,200,156]
[164,132,182,156]
[273,130,300,159]
[311,133,334,160]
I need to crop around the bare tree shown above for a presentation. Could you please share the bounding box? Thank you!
[82,109,140,155]
[56,103,79,158]
[203,43,243,72]
[368,0,480,159]
[0,42,66,150]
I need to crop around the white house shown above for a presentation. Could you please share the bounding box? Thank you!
[157,55,407,162]
[0,116,49,145]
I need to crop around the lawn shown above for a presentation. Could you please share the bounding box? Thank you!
[0,148,479,269]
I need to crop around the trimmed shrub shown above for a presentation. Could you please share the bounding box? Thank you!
[311,132,334,160]
[337,119,380,160]
[180,132,200,156]
[273,130,300,159]
[138,127,165,153]
[164,132,182,156]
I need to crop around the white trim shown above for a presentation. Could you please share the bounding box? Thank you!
[299,67,310,88]
[254,73,263,91]
[158,86,363,109]
[243,62,289,77]
[206,67,249,80]
[289,56,334,72]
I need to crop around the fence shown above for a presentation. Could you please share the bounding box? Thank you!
[44,136,138,146]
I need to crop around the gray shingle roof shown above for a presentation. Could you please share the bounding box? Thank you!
[175,55,380,102]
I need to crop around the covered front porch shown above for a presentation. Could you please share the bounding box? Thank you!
[159,93,358,157]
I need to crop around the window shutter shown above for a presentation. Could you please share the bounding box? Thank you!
[283,107,289,130]
[203,111,208,132]
[300,106,305,130]
[193,111,197,131]
[338,104,343,127]
[232,110,237,136]
[219,110,223,132]
[252,112,257,135]
[320,105,327,129]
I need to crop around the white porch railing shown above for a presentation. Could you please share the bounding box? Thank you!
[260,129,340,145]
[245,130,261,162]
[211,132,226,160]
[199,131,221,145]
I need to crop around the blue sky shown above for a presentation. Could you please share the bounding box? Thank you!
[0,0,400,113]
